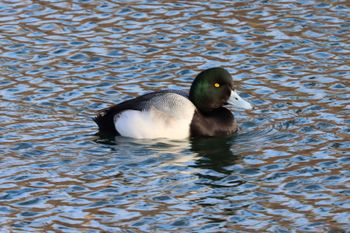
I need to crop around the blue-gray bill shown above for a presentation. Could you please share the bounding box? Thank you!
[227,90,253,110]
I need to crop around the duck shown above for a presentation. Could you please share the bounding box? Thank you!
[94,67,252,139]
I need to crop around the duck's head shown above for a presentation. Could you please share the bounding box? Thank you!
[189,67,252,112]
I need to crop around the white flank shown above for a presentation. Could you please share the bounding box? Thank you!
[114,94,196,139]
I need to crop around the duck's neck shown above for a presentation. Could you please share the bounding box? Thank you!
[190,108,237,137]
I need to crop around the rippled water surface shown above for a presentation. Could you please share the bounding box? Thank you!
[1,0,350,232]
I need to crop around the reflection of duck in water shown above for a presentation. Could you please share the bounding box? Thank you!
[94,67,252,139]
[191,136,240,174]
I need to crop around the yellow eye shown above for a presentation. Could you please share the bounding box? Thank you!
[214,83,220,88]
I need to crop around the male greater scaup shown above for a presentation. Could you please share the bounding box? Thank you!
[94,67,252,139]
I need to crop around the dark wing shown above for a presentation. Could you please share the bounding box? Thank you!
[93,90,189,136]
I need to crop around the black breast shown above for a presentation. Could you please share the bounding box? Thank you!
[190,108,237,137]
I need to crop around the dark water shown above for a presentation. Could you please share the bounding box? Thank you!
[1,1,350,232]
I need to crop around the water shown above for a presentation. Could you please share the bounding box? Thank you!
[1,0,349,232]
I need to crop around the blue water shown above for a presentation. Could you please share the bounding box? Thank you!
[1,1,349,232]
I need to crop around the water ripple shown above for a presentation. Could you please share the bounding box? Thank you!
[1,0,350,232]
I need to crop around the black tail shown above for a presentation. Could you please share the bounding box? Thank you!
[93,108,119,136]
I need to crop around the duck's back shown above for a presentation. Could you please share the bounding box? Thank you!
[94,90,195,139]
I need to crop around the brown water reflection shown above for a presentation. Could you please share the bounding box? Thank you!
[1,0,349,232]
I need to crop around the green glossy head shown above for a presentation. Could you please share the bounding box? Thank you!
[189,67,234,112]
